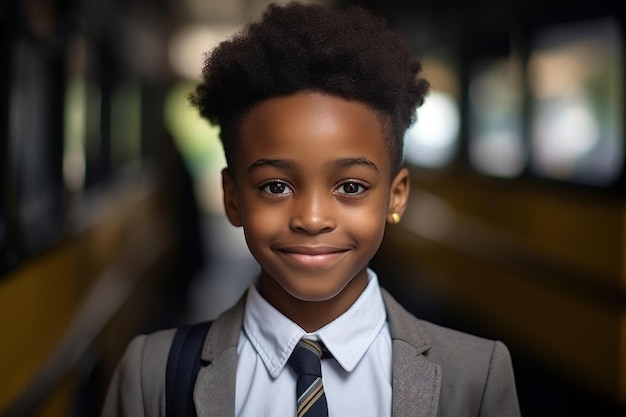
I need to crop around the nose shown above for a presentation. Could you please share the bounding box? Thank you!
[289,191,336,235]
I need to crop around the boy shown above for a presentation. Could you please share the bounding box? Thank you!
[102,3,521,416]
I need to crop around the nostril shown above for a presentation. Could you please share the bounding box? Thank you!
[289,194,336,234]
[290,213,335,235]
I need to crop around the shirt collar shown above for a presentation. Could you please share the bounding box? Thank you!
[242,269,387,378]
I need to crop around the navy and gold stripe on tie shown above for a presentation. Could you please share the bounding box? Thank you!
[297,376,324,417]
[288,339,329,417]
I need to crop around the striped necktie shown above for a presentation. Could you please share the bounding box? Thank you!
[288,339,329,417]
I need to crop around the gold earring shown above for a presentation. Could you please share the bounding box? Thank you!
[391,213,401,224]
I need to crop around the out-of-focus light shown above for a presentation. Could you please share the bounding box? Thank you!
[528,18,623,186]
[63,76,87,192]
[534,98,599,163]
[470,132,525,178]
[164,81,226,213]
[168,24,242,80]
[469,57,525,178]
[404,92,460,167]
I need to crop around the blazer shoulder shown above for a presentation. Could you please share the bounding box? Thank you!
[421,320,499,358]
[418,319,507,381]
[101,328,177,417]
[418,320,519,417]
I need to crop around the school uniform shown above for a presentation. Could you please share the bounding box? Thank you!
[101,270,521,417]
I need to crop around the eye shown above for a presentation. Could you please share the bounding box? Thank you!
[260,180,293,195]
[335,180,368,196]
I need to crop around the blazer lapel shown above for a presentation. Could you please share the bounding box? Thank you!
[384,290,441,417]
[195,294,247,417]
[392,340,441,417]
[195,349,238,417]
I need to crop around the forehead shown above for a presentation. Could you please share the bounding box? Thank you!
[235,92,391,173]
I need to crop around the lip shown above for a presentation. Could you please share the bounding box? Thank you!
[275,246,350,269]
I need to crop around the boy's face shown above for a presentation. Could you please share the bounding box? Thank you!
[222,92,409,309]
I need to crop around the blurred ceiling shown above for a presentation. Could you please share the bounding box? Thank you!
[24,0,617,81]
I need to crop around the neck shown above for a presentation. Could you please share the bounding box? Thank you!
[258,270,369,332]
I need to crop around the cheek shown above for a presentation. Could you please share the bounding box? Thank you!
[240,201,284,239]
[342,203,387,240]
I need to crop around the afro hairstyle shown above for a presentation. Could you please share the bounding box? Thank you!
[190,1,430,175]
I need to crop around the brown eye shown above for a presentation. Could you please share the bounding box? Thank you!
[269,182,286,193]
[342,182,361,194]
[336,181,368,195]
[261,180,292,195]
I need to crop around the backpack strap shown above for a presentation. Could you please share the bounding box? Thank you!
[166,321,213,417]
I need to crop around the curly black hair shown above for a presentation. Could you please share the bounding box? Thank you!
[190,2,429,175]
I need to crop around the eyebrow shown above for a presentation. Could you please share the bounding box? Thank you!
[247,157,379,173]
[248,159,295,173]
[331,157,379,172]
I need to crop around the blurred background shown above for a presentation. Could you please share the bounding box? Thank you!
[0,0,624,416]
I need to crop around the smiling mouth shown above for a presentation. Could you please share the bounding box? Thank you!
[275,246,350,268]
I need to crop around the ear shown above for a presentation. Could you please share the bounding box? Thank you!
[386,167,410,224]
[222,168,243,227]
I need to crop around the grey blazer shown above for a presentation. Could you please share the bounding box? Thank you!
[101,289,521,417]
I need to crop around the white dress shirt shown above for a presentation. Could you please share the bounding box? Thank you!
[235,269,392,417]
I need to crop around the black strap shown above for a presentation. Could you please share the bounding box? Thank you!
[166,321,213,417]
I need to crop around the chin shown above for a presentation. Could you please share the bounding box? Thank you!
[283,283,345,303]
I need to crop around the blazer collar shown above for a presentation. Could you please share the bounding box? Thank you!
[194,289,441,417]
[200,294,246,363]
